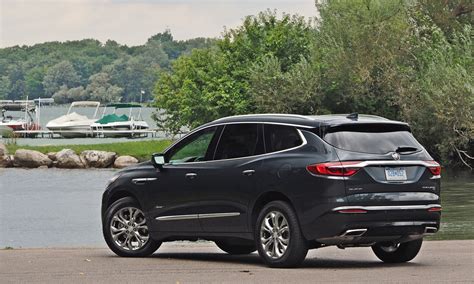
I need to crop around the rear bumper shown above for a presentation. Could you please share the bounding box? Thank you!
[305,204,441,245]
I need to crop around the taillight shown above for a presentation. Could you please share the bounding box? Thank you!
[307,161,360,177]
[428,206,442,212]
[425,161,441,175]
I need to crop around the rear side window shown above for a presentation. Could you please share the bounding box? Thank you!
[214,124,264,160]
[264,125,303,153]
[323,124,422,154]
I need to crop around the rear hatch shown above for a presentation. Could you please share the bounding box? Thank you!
[322,123,441,205]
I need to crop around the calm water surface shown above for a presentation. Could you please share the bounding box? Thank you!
[0,168,472,248]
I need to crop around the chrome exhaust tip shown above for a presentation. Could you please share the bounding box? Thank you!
[340,228,367,237]
[424,226,438,235]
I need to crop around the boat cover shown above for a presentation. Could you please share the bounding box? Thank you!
[48,112,89,124]
[95,114,130,124]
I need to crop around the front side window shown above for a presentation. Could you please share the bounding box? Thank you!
[168,127,217,164]
[264,125,303,153]
[214,124,263,160]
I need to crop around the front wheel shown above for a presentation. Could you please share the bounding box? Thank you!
[103,197,161,257]
[372,239,423,263]
[255,201,308,268]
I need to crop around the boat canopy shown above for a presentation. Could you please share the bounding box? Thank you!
[95,114,130,124]
[70,101,101,107]
[106,103,142,109]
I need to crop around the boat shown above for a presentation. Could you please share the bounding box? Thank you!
[0,101,41,137]
[91,103,149,138]
[46,101,100,138]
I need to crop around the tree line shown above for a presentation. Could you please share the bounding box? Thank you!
[0,31,214,103]
[154,0,473,168]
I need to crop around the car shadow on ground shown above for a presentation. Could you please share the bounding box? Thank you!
[150,252,425,269]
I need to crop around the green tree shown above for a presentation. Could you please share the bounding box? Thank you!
[86,72,123,103]
[43,61,81,96]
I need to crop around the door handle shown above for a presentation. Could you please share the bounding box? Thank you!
[242,169,255,176]
[185,172,197,180]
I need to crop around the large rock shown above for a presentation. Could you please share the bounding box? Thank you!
[114,155,139,169]
[47,152,57,161]
[0,143,11,168]
[80,150,116,168]
[13,149,52,168]
[0,143,7,156]
[56,149,85,168]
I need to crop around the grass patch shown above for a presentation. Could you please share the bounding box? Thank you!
[6,140,173,161]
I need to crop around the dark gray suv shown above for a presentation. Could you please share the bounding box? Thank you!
[101,114,441,267]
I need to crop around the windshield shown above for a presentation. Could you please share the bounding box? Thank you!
[323,124,422,154]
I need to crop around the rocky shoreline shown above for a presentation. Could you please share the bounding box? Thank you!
[0,143,138,169]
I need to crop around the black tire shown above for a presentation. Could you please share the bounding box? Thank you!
[255,200,308,268]
[103,197,161,257]
[372,239,423,263]
[215,240,256,255]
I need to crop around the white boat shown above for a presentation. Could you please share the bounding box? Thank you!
[1,101,40,137]
[91,103,149,138]
[46,101,100,138]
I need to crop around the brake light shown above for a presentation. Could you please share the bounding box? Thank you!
[428,206,442,212]
[425,161,441,175]
[307,161,360,177]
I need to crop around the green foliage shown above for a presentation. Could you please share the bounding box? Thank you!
[153,1,472,168]
[0,32,213,102]
[154,10,314,132]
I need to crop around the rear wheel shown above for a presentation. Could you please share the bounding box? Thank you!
[215,240,256,255]
[103,197,161,257]
[255,201,308,268]
[372,239,423,263]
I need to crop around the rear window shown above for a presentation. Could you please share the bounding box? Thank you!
[323,124,422,154]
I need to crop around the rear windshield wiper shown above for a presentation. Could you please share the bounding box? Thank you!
[395,146,419,153]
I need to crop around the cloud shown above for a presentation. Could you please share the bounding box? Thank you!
[0,0,316,47]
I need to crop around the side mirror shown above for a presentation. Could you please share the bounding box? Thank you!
[151,153,165,169]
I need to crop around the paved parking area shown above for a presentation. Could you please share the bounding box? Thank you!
[1,240,473,283]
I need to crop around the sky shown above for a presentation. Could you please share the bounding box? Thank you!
[0,0,317,48]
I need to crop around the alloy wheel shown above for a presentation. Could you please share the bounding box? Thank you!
[260,211,290,259]
[110,207,149,251]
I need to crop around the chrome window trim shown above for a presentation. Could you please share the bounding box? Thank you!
[332,204,441,212]
[164,125,308,166]
[162,121,314,155]
[156,212,240,221]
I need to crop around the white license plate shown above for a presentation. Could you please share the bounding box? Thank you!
[385,167,407,181]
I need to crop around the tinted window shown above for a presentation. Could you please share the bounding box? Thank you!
[169,127,217,163]
[214,124,263,160]
[323,124,422,154]
[264,125,303,153]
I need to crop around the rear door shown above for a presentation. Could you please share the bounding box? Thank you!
[322,123,441,205]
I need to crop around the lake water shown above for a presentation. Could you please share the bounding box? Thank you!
[0,169,472,248]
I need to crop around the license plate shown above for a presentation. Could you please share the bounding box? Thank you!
[385,167,407,181]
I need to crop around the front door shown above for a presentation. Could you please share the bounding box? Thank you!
[148,126,220,233]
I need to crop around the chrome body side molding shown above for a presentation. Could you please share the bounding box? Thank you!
[156,212,240,221]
